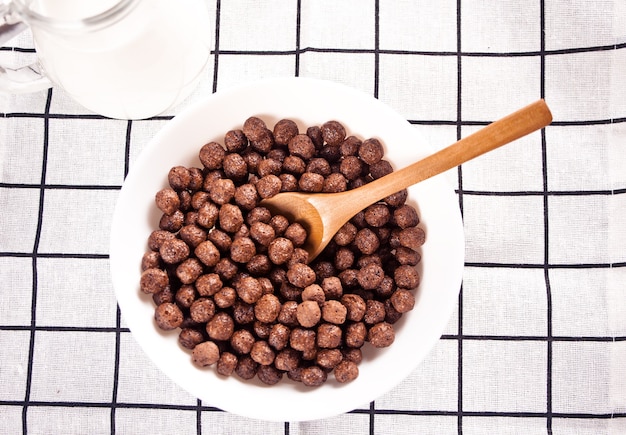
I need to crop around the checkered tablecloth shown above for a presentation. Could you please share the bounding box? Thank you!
[1,1,625,434]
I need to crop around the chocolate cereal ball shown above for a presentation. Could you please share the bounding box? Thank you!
[257,158,282,177]
[230,329,255,355]
[224,129,247,152]
[357,263,385,290]
[242,116,268,142]
[334,360,359,383]
[250,130,275,154]
[288,134,316,160]
[155,188,180,215]
[316,348,343,369]
[274,348,300,372]
[321,121,346,146]
[196,273,223,297]
[192,341,220,367]
[159,238,190,264]
[290,328,316,351]
[210,178,236,205]
[246,254,272,275]
[175,284,196,308]
[301,365,327,387]
[223,153,248,181]
[390,289,416,313]
[206,312,235,341]
[358,138,384,165]
[250,340,275,365]
[367,322,395,348]
[234,276,263,304]
[296,300,321,328]
[230,237,256,263]
[190,298,216,323]
[322,300,347,324]
[234,183,259,211]
[147,230,175,251]
[394,265,421,289]
[321,276,343,299]
[342,294,367,322]
[256,174,282,199]
[393,204,419,228]
[287,263,316,288]
[369,159,393,179]
[155,302,183,330]
[219,203,244,233]
[214,286,237,308]
[176,258,204,285]
[168,166,191,191]
[140,268,169,294]
[354,228,380,255]
[394,246,420,266]
[364,300,386,325]
[268,237,294,265]
[298,172,324,192]
[199,142,225,170]
[194,240,220,267]
[399,227,426,250]
[159,209,184,232]
[191,341,220,367]
[254,294,282,323]
[179,328,205,350]
[152,286,174,305]
[273,119,299,146]
[284,223,307,247]
[249,221,275,246]
[278,301,299,327]
[364,203,390,227]
[257,364,283,385]
[235,356,258,380]
[177,224,204,247]
[345,322,367,348]
[197,201,219,229]
[268,323,290,351]
[339,156,363,181]
[302,284,325,304]
[317,323,342,348]
[217,352,238,376]
[384,298,403,324]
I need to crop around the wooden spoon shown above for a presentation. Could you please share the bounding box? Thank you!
[261,99,553,261]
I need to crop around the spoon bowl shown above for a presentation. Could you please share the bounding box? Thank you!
[262,99,553,261]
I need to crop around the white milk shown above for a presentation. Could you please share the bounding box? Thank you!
[28,0,211,119]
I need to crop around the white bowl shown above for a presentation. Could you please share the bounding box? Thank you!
[109,77,464,422]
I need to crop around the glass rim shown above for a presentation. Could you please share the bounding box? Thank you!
[10,0,140,32]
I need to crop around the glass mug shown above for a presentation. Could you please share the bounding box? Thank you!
[0,0,211,119]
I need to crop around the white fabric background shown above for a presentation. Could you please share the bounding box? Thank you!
[1,0,625,434]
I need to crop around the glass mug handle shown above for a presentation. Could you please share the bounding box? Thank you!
[0,4,52,93]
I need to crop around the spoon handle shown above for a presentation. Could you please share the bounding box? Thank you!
[351,99,553,206]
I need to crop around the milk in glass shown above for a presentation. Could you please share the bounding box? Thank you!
[28,0,211,119]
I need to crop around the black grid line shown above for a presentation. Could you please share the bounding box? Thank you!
[370,4,380,434]
[455,0,464,433]
[294,0,301,77]
[540,2,554,432]
[20,87,52,435]
[2,398,624,420]
[4,39,626,57]
[109,119,132,435]
[210,1,221,95]
[1,1,625,434]
[4,111,626,128]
